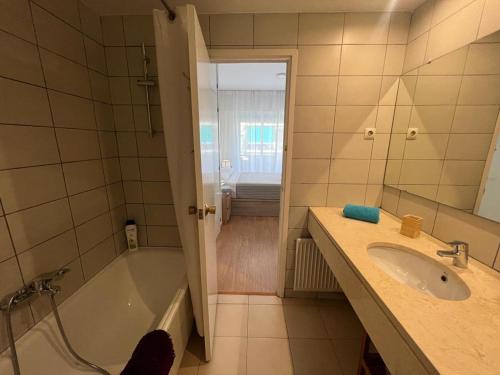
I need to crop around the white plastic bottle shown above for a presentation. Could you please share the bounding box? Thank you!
[125,219,138,251]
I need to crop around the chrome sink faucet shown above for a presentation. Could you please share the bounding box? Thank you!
[437,241,469,268]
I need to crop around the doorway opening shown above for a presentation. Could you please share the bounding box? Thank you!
[215,62,288,295]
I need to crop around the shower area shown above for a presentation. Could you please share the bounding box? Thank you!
[0,1,190,374]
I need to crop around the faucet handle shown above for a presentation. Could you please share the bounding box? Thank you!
[31,268,70,294]
[447,240,469,252]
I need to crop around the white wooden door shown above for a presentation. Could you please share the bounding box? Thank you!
[186,5,219,360]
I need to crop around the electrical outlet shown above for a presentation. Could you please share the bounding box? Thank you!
[364,128,376,140]
[407,128,418,140]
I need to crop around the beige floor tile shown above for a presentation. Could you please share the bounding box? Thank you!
[289,338,343,375]
[198,337,247,375]
[331,338,363,375]
[215,304,248,337]
[249,295,282,305]
[247,338,294,375]
[284,305,328,338]
[319,300,364,339]
[248,304,288,338]
[218,294,249,304]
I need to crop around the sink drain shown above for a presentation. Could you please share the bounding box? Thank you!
[440,274,448,283]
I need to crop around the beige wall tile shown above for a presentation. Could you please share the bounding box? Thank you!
[403,133,449,159]
[107,182,125,209]
[79,2,102,43]
[388,13,411,44]
[396,191,438,233]
[375,106,396,133]
[106,47,128,76]
[337,76,382,105]
[365,184,384,206]
[109,77,132,105]
[81,236,115,279]
[56,129,101,162]
[403,32,429,73]
[383,45,406,75]
[436,185,478,209]
[146,226,180,246]
[387,134,406,159]
[332,133,373,159]
[478,0,500,39]
[298,46,341,76]
[144,204,176,225]
[432,204,500,266]
[293,133,332,159]
[76,212,113,254]
[425,0,484,61]
[126,46,157,76]
[123,180,143,203]
[0,30,44,86]
[102,16,124,46]
[123,15,155,46]
[70,187,109,226]
[413,76,462,105]
[408,0,434,41]
[343,13,390,44]
[368,160,387,184]
[49,91,95,130]
[110,205,127,233]
[379,76,400,105]
[136,133,166,157]
[94,102,115,131]
[294,106,335,133]
[288,207,309,229]
[142,182,172,204]
[120,157,140,180]
[295,76,338,106]
[89,70,111,103]
[334,106,377,133]
[340,45,386,75]
[399,159,443,184]
[465,43,500,74]
[392,106,412,133]
[0,217,14,262]
[419,46,468,75]
[63,160,105,195]
[445,134,493,160]
[327,184,367,207]
[210,14,253,46]
[384,159,402,184]
[381,185,401,214]
[458,75,500,105]
[103,158,121,184]
[32,4,85,64]
[396,75,417,105]
[440,160,485,185]
[0,0,35,42]
[133,105,163,132]
[40,49,91,98]
[139,158,170,181]
[290,183,328,206]
[0,125,60,170]
[0,78,52,127]
[99,131,119,158]
[291,159,330,184]
[254,14,298,45]
[84,37,106,74]
[329,160,370,184]
[32,0,80,28]
[451,105,499,133]
[297,13,344,45]
[0,165,66,214]
[372,133,391,159]
[117,132,138,156]
[114,105,134,131]
[409,105,455,133]
[432,0,478,26]
[7,198,73,252]
[400,184,439,201]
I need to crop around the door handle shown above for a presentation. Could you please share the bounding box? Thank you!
[204,204,216,216]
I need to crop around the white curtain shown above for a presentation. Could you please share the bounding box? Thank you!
[218,90,285,176]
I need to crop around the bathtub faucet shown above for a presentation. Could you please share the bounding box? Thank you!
[31,268,70,295]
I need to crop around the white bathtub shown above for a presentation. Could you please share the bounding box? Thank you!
[0,247,193,375]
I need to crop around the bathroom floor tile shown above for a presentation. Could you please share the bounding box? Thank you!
[215,304,248,337]
[248,295,282,305]
[198,337,247,375]
[289,338,343,375]
[247,338,294,375]
[331,338,363,375]
[248,304,288,338]
[319,300,364,339]
[283,304,328,338]
[218,294,249,304]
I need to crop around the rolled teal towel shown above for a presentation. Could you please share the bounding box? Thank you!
[343,204,380,224]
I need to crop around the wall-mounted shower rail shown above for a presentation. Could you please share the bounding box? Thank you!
[136,42,156,138]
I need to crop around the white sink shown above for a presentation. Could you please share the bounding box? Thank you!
[367,243,470,301]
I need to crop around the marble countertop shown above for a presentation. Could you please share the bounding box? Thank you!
[309,207,500,375]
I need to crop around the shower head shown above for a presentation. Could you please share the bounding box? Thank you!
[160,0,176,21]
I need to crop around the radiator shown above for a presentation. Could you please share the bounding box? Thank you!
[293,238,341,292]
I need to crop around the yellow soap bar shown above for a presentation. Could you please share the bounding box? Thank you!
[400,214,423,238]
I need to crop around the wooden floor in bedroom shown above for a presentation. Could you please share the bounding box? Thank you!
[217,216,279,294]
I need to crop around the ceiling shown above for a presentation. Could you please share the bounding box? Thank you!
[217,63,287,91]
[83,0,427,16]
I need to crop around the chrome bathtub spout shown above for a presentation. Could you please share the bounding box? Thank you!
[437,240,469,268]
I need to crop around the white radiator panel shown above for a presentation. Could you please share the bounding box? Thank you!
[294,238,341,292]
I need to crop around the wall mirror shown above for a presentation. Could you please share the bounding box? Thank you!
[385,30,500,223]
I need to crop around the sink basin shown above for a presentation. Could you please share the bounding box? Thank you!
[367,243,470,301]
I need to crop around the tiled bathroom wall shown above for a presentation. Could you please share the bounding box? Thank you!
[101,15,181,248]
[0,0,128,352]
[404,0,499,72]
[197,12,412,296]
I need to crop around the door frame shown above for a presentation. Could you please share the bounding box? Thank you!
[209,48,298,297]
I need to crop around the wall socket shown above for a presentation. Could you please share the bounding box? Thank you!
[407,128,418,140]
[364,128,376,140]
